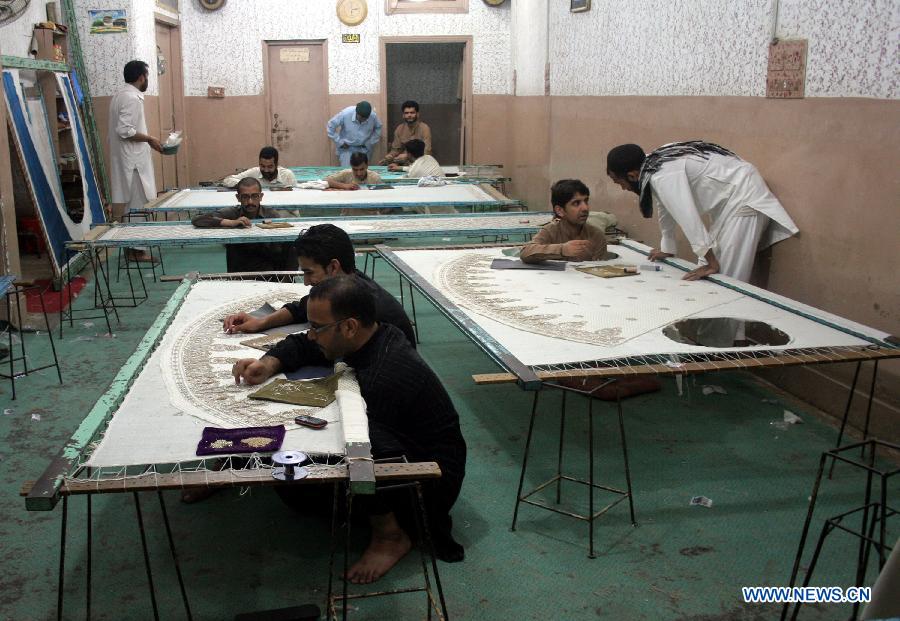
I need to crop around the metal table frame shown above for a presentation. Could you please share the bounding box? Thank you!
[24,276,450,620]
[374,241,900,555]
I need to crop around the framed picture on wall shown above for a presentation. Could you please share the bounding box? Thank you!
[570,0,590,12]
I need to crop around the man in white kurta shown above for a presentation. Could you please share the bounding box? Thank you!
[221,145,297,187]
[389,139,452,214]
[108,61,162,259]
[606,141,798,282]
[388,139,444,179]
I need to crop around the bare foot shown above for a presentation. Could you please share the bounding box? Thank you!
[346,529,412,584]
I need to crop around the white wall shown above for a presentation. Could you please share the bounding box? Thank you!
[178,0,511,97]
[74,1,133,97]
[0,1,54,57]
[550,0,899,99]
[511,0,547,96]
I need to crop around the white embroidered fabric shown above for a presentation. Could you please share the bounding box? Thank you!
[96,213,546,244]
[86,281,369,467]
[392,244,885,367]
[163,184,500,209]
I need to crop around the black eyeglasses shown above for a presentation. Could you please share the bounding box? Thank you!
[237,192,263,201]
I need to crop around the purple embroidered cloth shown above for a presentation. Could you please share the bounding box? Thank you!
[196,425,286,456]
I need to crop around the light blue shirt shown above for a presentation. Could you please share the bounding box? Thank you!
[326,105,382,156]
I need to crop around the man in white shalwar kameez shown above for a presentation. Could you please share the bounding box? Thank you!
[606,141,798,283]
[108,60,163,261]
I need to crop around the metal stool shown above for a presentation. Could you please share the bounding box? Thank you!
[0,281,63,399]
[58,245,116,339]
[511,379,636,558]
[782,439,898,621]
[116,209,165,283]
[328,457,449,621]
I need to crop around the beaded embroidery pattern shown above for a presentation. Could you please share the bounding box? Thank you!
[163,288,327,428]
[433,248,745,347]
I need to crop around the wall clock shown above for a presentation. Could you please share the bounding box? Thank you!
[198,0,226,10]
[337,0,367,26]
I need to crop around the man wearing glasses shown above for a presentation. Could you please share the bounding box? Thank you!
[232,276,466,582]
[191,177,297,276]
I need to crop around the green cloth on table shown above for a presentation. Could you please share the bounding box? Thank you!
[248,372,343,407]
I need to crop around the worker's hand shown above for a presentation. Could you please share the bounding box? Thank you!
[346,183,360,191]
[235,216,252,228]
[148,137,163,153]
[223,312,264,334]
[232,358,274,385]
[387,163,400,172]
[233,356,281,385]
[648,249,674,262]
[561,240,593,261]
[683,264,718,281]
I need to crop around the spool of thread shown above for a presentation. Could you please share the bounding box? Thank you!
[272,450,310,481]
[623,266,639,274]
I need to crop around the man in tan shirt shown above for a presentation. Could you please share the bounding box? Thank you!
[380,100,432,165]
[325,152,385,216]
[520,179,608,263]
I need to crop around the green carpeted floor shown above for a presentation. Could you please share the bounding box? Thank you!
[0,243,893,620]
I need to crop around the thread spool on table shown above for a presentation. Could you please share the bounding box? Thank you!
[272,450,310,481]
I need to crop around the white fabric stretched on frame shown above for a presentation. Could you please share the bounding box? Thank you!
[86,281,371,467]
[390,244,888,367]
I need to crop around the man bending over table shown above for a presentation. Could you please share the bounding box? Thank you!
[221,224,415,346]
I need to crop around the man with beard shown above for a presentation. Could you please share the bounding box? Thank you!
[380,100,432,166]
[231,276,466,582]
[190,177,297,277]
[606,141,798,282]
[222,146,297,187]
[327,101,383,167]
[108,60,165,262]
[520,179,608,263]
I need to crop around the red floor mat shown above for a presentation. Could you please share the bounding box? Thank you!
[24,277,87,314]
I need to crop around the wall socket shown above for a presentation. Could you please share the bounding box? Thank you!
[207,86,225,98]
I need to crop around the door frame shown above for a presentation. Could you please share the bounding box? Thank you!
[154,13,188,188]
[379,35,473,164]
[262,39,330,163]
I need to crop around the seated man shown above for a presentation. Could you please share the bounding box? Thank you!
[606,141,798,282]
[222,223,415,347]
[222,146,297,188]
[232,276,467,582]
[520,179,608,263]
[388,139,443,179]
[390,139,453,214]
[191,177,297,277]
[326,152,385,216]
[380,100,432,166]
